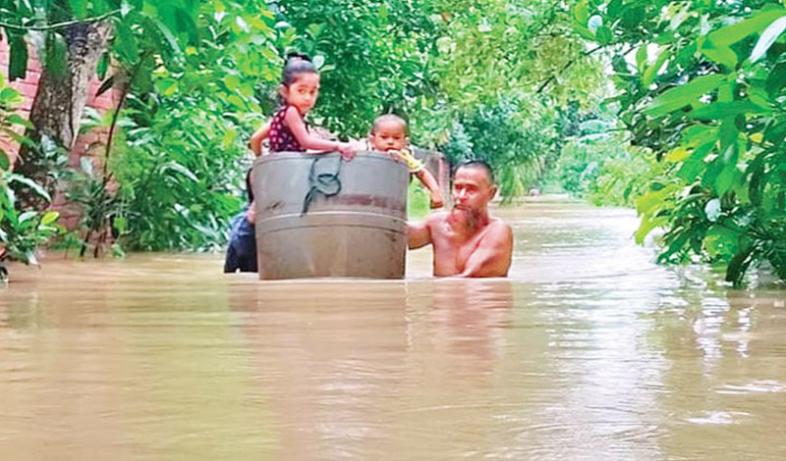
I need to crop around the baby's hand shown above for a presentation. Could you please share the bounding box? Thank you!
[429,191,444,209]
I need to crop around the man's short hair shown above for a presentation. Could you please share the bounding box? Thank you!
[454,159,495,184]
[372,114,408,134]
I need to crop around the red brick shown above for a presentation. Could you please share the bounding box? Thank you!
[26,59,42,73]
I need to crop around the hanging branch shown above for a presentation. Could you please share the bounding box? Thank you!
[102,51,153,184]
[0,10,121,32]
[536,45,605,94]
[79,51,151,258]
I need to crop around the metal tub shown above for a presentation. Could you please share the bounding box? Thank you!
[252,152,408,279]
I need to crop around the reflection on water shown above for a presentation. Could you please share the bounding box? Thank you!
[2,201,786,460]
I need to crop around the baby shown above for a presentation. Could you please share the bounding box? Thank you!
[369,114,444,209]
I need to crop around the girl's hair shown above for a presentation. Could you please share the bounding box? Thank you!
[281,52,317,86]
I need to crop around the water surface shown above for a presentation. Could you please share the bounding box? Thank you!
[2,201,785,460]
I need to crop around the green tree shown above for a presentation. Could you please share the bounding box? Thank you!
[577,0,786,284]
[0,75,59,279]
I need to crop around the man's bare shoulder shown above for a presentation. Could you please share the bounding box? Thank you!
[484,218,513,243]
[424,210,451,226]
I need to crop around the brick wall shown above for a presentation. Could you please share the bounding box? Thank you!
[0,29,120,166]
[1,31,121,227]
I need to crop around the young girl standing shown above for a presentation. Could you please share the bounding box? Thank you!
[249,54,358,159]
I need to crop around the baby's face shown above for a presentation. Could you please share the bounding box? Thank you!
[370,121,408,152]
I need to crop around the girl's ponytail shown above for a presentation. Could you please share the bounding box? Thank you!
[281,52,317,86]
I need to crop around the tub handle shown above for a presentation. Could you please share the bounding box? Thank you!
[301,155,343,216]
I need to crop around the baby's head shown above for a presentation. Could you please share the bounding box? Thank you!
[280,53,320,115]
[369,114,409,152]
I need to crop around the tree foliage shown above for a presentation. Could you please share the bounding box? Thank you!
[577,0,786,284]
[0,75,60,277]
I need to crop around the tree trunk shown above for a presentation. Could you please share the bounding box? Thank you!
[14,20,112,209]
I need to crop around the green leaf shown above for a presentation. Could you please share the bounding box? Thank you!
[681,125,718,147]
[0,149,9,170]
[150,17,182,56]
[44,32,68,80]
[635,214,668,245]
[713,152,741,196]
[704,224,739,258]
[635,185,679,216]
[8,174,51,202]
[96,51,110,80]
[766,62,786,96]
[700,40,738,68]
[750,15,786,62]
[41,211,59,226]
[607,0,623,17]
[115,21,139,63]
[665,146,690,162]
[113,216,127,233]
[644,74,726,117]
[676,143,713,181]
[635,46,648,72]
[708,9,786,47]
[18,210,37,225]
[595,26,613,45]
[96,75,115,97]
[573,0,589,25]
[69,0,88,19]
[8,32,28,81]
[221,128,237,150]
[161,161,198,182]
[5,114,30,128]
[688,101,772,120]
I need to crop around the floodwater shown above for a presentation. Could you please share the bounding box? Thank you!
[2,201,786,460]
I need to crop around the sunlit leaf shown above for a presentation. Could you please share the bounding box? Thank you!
[750,15,786,62]
[644,74,726,117]
[708,9,786,46]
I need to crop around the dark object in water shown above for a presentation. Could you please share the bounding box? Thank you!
[224,208,258,273]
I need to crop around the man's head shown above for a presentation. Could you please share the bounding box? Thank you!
[369,114,409,152]
[452,160,497,212]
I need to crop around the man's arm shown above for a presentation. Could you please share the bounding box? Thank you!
[407,216,433,249]
[460,222,513,277]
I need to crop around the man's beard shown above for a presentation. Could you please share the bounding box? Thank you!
[450,205,480,231]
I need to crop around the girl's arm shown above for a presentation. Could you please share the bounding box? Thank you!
[414,169,444,209]
[249,121,271,156]
[284,107,357,159]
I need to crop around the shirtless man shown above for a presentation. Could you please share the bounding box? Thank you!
[408,160,513,277]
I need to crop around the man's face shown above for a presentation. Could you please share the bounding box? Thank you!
[281,73,320,115]
[369,120,408,152]
[452,166,496,212]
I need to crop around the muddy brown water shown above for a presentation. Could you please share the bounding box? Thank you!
[2,202,785,460]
